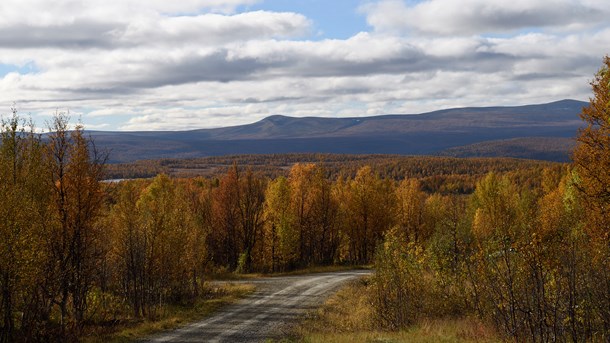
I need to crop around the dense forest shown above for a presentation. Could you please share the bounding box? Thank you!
[1,57,609,342]
[105,153,558,195]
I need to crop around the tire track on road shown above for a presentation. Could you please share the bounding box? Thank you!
[143,270,370,343]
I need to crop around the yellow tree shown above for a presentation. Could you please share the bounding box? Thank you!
[109,180,147,317]
[342,166,396,264]
[469,173,527,339]
[45,114,106,334]
[0,111,48,342]
[211,166,265,273]
[396,178,427,244]
[288,163,317,265]
[235,169,266,273]
[572,55,610,335]
[181,177,212,296]
[309,165,339,265]
[425,193,469,310]
[211,166,241,269]
[264,176,295,271]
[136,174,198,314]
[537,171,590,340]
[286,163,339,266]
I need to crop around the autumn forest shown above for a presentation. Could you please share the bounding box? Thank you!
[1,58,610,342]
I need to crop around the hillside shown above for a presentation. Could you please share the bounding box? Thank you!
[89,99,587,162]
[439,137,576,162]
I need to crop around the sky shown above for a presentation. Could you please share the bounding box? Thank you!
[0,0,609,131]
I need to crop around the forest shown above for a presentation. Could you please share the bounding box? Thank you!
[0,57,609,342]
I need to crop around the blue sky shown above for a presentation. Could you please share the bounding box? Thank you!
[245,0,369,39]
[0,62,38,78]
[0,0,608,131]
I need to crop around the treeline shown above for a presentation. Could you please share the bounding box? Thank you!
[106,153,557,193]
[440,136,575,162]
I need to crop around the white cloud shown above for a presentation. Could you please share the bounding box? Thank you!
[0,0,608,131]
[120,11,311,47]
[361,0,609,35]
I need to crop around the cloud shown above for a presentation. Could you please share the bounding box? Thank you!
[0,9,309,49]
[120,11,311,47]
[0,0,608,131]
[361,0,609,35]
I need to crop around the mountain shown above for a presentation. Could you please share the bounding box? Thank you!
[89,99,587,163]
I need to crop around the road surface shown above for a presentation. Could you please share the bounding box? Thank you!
[142,269,370,343]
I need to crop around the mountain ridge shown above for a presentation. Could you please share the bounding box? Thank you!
[88,99,587,163]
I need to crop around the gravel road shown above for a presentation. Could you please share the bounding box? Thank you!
[142,269,371,343]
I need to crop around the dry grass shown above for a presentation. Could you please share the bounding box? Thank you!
[299,278,375,334]
[81,283,254,343]
[293,277,500,343]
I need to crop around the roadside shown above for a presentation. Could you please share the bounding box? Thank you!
[81,283,255,343]
[294,277,501,343]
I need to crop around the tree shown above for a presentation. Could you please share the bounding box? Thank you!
[211,166,241,270]
[309,165,340,265]
[235,169,265,273]
[45,113,106,335]
[288,163,318,266]
[109,181,147,317]
[396,179,427,244]
[181,177,212,296]
[373,226,427,329]
[286,163,339,267]
[572,55,610,336]
[136,174,199,314]
[0,110,48,342]
[264,177,295,271]
[210,166,265,273]
[341,166,396,264]
[469,173,527,339]
[536,171,591,340]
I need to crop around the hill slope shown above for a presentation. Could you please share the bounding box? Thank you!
[90,99,586,162]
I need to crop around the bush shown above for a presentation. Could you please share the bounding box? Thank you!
[372,227,429,329]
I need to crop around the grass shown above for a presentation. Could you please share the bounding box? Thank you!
[290,277,500,343]
[81,283,255,343]
[300,320,500,343]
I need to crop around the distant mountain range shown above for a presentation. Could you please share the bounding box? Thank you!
[89,99,587,163]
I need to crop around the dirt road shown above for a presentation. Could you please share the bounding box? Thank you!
[142,269,370,343]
